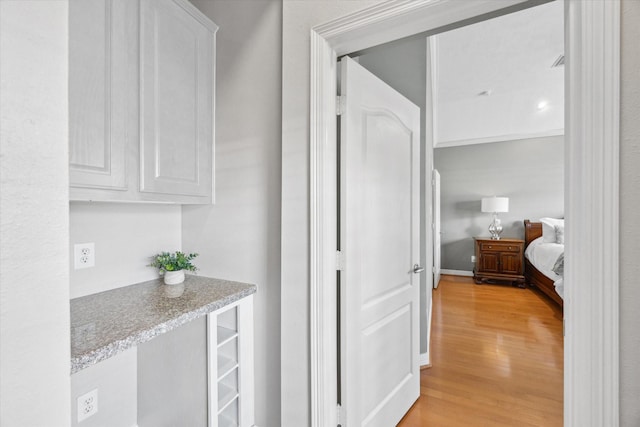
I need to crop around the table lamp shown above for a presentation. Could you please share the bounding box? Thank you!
[481,196,509,240]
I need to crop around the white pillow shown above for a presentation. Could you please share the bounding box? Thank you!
[554,224,565,244]
[540,217,564,243]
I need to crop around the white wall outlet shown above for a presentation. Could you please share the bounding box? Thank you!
[471,255,476,263]
[77,388,98,422]
[74,243,95,269]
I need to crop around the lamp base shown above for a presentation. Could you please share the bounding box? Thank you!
[488,216,503,240]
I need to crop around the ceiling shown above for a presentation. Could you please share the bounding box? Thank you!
[433,0,564,146]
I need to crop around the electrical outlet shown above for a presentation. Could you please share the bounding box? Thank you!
[74,243,95,269]
[471,255,476,263]
[77,389,98,422]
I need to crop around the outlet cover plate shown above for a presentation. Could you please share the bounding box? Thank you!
[74,243,95,269]
[77,388,98,422]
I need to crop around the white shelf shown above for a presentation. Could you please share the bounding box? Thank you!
[218,386,239,427]
[217,326,238,347]
[207,296,254,427]
[217,383,239,413]
[218,413,238,427]
[218,355,239,381]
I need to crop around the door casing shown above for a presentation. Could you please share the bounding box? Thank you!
[308,1,620,427]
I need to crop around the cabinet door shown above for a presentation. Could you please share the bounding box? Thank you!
[69,0,136,190]
[140,0,215,199]
[500,253,522,275]
[479,252,500,273]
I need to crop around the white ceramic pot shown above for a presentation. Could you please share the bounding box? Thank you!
[164,270,185,285]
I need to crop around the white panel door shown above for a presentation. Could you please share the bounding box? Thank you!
[140,0,214,198]
[340,56,421,427]
[433,169,441,289]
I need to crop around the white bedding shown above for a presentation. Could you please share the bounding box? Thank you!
[525,237,564,298]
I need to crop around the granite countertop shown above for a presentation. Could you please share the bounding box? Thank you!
[70,275,256,374]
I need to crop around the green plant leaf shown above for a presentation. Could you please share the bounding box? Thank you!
[148,251,199,273]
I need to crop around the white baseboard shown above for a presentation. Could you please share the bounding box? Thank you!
[440,269,473,277]
[419,352,430,367]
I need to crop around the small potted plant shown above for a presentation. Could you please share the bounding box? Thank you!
[149,251,199,285]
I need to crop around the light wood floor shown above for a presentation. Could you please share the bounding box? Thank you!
[398,275,563,427]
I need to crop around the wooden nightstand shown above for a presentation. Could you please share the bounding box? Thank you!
[473,237,525,287]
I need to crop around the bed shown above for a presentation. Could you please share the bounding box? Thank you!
[524,219,564,307]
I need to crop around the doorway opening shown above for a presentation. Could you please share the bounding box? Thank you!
[345,1,566,423]
[308,1,619,426]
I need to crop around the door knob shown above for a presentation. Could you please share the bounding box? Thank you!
[413,264,425,274]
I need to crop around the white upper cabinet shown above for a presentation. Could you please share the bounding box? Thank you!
[140,0,215,198]
[69,0,217,204]
[69,0,135,191]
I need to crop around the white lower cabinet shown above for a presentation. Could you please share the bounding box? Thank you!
[208,296,255,427]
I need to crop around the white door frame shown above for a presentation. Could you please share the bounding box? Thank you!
[309,1,620,427]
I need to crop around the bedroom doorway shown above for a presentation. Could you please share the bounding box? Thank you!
[353,2,565,423]
[306,1,620,426]
[426,2,565,421]
[429,0,565,285]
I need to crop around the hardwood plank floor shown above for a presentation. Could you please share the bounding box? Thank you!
[398,275,563,427]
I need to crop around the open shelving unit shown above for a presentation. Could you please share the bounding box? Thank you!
[207,295,254,427]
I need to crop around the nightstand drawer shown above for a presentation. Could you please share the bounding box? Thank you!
[480,242,521,252]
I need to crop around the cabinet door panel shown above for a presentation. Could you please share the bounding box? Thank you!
[140,0,213,198]
[500,253,522,275]
[69,0,135,190]
[479,253,500,273]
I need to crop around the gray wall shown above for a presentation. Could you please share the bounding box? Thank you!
[185,1,283,426]
[434,135,564,271]
[70,203,182,299]
[0,2,71,425]
[281,2,382,424]
[620,0,640,425]
[138,318,207,427]
[71,349,137,427]
[357,38,430,355]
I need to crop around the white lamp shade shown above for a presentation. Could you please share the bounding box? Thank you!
[481,197,509,213]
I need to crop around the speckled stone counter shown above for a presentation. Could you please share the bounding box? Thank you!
[70,275,256,374]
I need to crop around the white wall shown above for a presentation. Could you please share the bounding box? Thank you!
[0,1,71,425]
[281,1,382,424]
[620,0,640,425]
[70,202,182,298]
[68,202,181,424]
[70,349,137,427]
[185,1,283,425]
